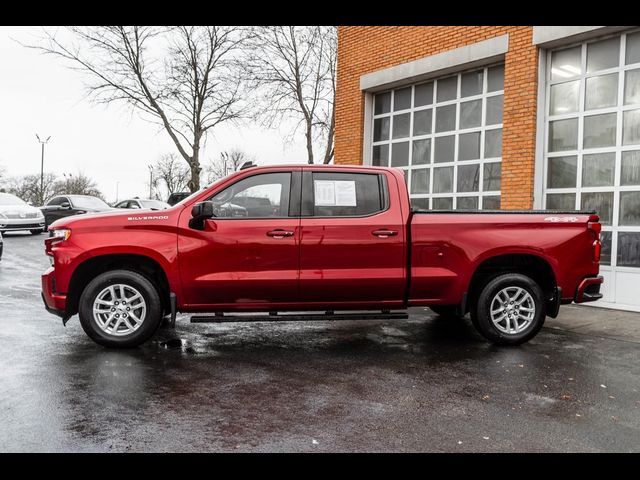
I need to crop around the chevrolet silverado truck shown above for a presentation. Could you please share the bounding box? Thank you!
[41,164,603,348]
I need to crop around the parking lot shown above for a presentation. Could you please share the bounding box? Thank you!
[1,231,639,452]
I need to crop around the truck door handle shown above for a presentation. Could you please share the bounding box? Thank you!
[266,229,294,238]
[372,229,398,238]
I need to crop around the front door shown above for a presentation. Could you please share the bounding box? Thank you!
[178,170,301,309]
[298,170,406,307]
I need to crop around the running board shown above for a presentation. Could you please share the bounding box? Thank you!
[190,311,408,323]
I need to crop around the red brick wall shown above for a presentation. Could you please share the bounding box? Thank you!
[335,26,538,209]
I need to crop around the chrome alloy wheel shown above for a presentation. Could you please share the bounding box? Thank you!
[92,284,147,336]
[489,287,535,335]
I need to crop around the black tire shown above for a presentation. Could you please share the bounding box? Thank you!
[30,229,43,235]
[430,305,462,318]
[470,273,546,346]
[78,270,163,348]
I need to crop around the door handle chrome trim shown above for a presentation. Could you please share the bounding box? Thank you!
[372,229,398,238]
[266,229,294,238]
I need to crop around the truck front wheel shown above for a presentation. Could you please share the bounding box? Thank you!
[471,273,546,346]
[78,270,163,348]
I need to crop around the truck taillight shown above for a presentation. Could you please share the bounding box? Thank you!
[593,240,601,263]
[588,221,602,236]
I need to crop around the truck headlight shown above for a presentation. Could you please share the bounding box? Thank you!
[50,228,71,241]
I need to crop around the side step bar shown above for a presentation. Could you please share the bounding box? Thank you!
[191,311,408,323]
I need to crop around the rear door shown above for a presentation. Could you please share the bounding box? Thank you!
[298,170,406,306]
[178,169,302,308]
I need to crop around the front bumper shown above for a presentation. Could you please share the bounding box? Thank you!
[0,217,45,231]
[574,275,604,303]
[41,267,67,318]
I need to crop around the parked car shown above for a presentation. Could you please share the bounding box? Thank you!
[40,195,113,229]
[166,192,192,206]
[0,192,46,234]
[114,198,170,210]
[42,165,603,349]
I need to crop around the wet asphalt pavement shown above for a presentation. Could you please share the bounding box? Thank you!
[0,232,639,452]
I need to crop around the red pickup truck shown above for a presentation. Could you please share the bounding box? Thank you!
[42,165,603,348]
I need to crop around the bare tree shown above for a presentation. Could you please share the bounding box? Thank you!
[5,173,58,205]
[53,173,104,199]
[28,26,249,191]
[149,153,190,200]
[245,26,337,164]
[203,148,253,183]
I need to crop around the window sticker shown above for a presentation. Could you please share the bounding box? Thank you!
[314,180,357,206]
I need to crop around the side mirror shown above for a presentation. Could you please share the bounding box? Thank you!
[189,201,215,230]
[60,201,71,209]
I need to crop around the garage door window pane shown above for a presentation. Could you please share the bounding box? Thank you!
[374,117,390,142]
[625,69,640,105]
[461,70,483,97]
[621,150,640,185]
[411,169,430,194]
[457,196,478,209]
[623,109,640,145]
[483,162,501,191]
[433,167,453,193]
[485,129,502,158]
[587,37,620,73]
[411,198,430,210]
[617,232,640,267]
[549,118,578,152]
[392,113,410,139]
[600,231,612,266]
[460,99,482,129]
[487,65,504,92]
[620,191,640,225]
[583,153,615,187]
[391,142,409,167]
[483,195,500,210]
[412,139,431,165]
[547,156,577,188]
[546,193,576,210]
[372,145,389,167]
[551,81,580,115]
[585,73,619,110]
[375,92,391,115]
[437,76,458,102]
[435,104,456,132]
[414,82,434,107]
[584,113,617,148]
[433,197,453,210]
[551,46,582,80]
[581,192,614,225]
[457,164,480,192]
[626,32,640,65]
[458,132,480,161]
[394,87,412,111]
[434,135,455,163]
[413,109,432,136]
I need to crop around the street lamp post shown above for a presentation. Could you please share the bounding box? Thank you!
[148,165,153,198]
[35,134,52,205]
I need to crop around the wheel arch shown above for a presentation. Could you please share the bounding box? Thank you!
[465,252,558,315]
[66,253,171,318]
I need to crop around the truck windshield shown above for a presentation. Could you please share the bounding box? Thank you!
[0,193,27,206]
[71,196,110,210]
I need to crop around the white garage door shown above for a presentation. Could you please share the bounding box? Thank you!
[543,30,640,311]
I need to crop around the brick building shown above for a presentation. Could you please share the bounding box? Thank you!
[334,26,640,311]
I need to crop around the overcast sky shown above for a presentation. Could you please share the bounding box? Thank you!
[0,26,308,202]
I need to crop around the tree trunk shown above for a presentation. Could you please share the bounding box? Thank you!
[305,121,314,164]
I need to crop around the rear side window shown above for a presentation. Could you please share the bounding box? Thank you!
[47,197,66,206]
[310,172,386,217]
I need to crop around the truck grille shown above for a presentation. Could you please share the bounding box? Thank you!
[3,212,40,219]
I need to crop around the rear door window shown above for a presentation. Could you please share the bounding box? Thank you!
[309,172,386,217]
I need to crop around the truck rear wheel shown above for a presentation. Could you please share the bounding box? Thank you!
[471,273,546,346]
[78,270,163,348]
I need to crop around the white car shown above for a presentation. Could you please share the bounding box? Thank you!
[114,198,171,210]
[0,193,46,234]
